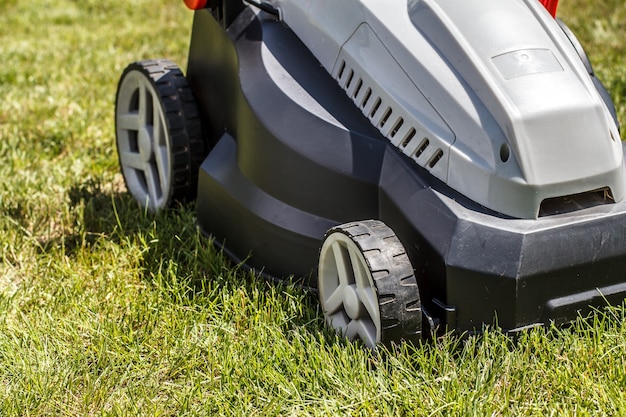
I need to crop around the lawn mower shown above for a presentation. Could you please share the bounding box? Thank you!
[115,0,626,348]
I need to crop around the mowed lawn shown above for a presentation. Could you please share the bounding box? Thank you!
[1,0,626,415]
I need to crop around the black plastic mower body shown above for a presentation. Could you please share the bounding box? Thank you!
[187,7,626,333]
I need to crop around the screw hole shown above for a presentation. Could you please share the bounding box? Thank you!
[500,144,510,163]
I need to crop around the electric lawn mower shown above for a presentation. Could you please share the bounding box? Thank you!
[115,0,626,348]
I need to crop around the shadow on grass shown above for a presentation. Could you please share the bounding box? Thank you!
[39,177,329,340]
[61,177,242,285]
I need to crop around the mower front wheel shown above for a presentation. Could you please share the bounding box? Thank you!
[317,220,422,349]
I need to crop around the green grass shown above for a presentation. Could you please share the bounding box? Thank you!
[1,0,626,415]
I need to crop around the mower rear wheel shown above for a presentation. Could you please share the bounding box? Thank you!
[317,220,422,348]
[115,59,205,211]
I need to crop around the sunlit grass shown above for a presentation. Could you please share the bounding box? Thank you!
[1,1,625,415]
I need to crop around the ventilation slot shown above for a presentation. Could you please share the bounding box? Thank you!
[539,188,614,217]
[369,97,382,118]
[345,69,355,89]
[379,108,392,128]
[353,79,363,98]
[402,128,417,148]
[428,149,444,168]
[413,137,429,158]
[361,88,372,108]
[337,60,346,79]
[390,118,404,138]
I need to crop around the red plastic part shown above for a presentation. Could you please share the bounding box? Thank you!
[539,0,559,17]
[183,0,207,10]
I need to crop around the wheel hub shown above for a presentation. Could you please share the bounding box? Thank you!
[138,126,154,163]
[343,285,365,320]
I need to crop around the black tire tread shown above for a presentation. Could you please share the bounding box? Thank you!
[118,59,207,207]
[327,220,422,346]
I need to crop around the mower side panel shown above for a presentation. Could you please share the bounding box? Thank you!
[196,132,334,282]
[188,9,388,281]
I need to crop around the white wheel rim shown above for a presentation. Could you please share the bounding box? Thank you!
[116,70,171,211]
[318,232,381,349]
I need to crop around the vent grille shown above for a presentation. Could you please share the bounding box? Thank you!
[335,59,444,170]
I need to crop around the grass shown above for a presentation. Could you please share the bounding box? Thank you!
[1,0,626,415]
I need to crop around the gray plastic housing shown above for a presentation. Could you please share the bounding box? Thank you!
[266,0,625,219]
